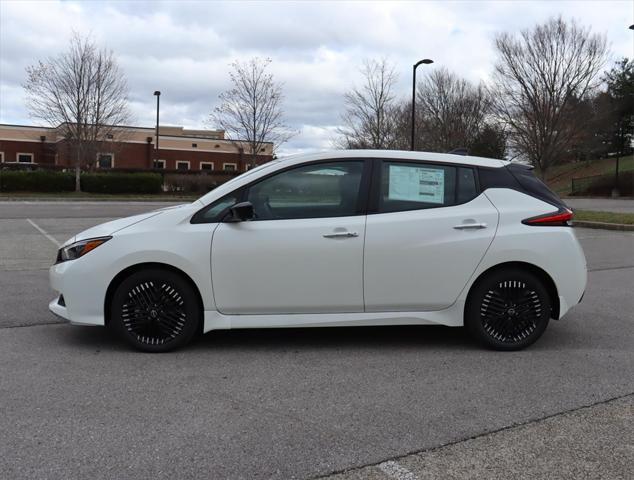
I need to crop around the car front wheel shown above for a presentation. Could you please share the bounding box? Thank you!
[111,268,201,352]
[466,268,551,351]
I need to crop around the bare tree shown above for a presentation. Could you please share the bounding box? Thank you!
[24,33,131,191]
[336,58,400,149]
[415,68,491,153]
[492,17,608,177]
[212,58,295,167]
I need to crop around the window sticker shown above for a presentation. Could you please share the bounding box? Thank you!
[388,165,444,204]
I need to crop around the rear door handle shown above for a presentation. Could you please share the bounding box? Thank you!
[323,232,359,238]
[453,223,487,230]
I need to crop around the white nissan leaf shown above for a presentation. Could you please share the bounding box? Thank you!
[49,150,587,352]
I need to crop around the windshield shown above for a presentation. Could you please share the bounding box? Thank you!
[195,160,282,204]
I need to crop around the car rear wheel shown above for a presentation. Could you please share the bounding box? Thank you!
[466,268,551,351]
[111,268,200,352]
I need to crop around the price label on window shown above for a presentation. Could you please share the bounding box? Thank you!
[388,165,445,204]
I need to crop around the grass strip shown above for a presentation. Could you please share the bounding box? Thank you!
[573,209,634,225]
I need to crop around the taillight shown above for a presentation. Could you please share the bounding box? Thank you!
[522,207,573,226]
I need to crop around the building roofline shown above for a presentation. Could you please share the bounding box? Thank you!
[0,122,274,145]
[0,123,54,130]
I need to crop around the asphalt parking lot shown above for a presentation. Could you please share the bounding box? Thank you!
[1,200,633,479]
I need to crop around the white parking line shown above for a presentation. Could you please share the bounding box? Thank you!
[26,218,60,247]
[378,460,420,480]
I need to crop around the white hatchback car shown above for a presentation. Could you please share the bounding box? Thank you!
[49,150,587,352]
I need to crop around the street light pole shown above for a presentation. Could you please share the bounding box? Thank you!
[614,25,634,195]
[153,91,161,167]
[411,59,433,151]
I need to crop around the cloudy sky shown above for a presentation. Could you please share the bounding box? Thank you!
[0,0,632,154]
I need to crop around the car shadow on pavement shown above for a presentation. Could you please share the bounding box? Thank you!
[58,324,129,352]
[58,322,588,353]
[56,323,480,353]
[192,324,479,352]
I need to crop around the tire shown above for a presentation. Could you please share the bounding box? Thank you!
[465,268,551,351]
[110,268,201,352]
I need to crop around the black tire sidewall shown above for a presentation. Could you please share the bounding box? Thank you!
[466,268,551,351]
[111,268,200,352]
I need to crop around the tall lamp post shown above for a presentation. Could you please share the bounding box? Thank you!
[153,91,161,168]
[615,25,634,196]
[411,58,433,151]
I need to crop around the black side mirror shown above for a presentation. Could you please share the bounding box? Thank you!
[224,201,254,222]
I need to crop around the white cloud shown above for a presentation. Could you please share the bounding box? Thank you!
[0,0,632,155]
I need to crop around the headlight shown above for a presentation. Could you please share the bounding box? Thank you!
[56,237,112,263]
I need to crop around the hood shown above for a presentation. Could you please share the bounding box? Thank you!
[62,203,193,246]
[63,210,164,246]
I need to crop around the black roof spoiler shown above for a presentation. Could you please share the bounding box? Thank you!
[508,161,535,170]
[447,148,468,156]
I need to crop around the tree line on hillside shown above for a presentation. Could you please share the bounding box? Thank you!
[21,17,633,193]
[339,17,632,178]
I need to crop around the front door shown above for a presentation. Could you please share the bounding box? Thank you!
[211,160,368,315]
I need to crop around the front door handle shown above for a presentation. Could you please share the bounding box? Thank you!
[453,223,487,230]
[323,232,359,238]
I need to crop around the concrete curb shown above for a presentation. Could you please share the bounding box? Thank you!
[573,221,634,231]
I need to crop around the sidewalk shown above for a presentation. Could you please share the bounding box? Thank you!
[321,394,633,480]
[566,198,634,213]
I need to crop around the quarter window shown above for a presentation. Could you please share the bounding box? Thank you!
[247,161,364,220]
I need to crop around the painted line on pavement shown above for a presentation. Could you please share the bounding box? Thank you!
[378,460,419,480]
[26,218,60,247]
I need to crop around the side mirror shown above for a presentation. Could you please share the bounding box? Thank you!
[224,201,254,222]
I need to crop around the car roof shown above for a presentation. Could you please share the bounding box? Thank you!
[196,149,507,206]
[278,149,508,168]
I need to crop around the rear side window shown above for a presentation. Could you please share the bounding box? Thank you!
[379,162,457,213]
[457,167,478,204]
[377,161,480,214]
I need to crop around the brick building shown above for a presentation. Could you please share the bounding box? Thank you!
[0,123,273,172]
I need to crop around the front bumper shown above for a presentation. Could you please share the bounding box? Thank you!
[48,295,70,321]
[49,260,107,326]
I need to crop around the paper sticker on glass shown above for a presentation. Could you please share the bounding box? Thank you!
[388,165,445,204]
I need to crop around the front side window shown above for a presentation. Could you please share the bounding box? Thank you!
[192,193,240,223]
[379,162,456,213]
[247,161,364,220]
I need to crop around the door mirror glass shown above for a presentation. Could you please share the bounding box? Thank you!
[225,201,254,222]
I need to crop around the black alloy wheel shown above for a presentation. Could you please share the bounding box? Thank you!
[466,268,551,351]
[111,269,200,352]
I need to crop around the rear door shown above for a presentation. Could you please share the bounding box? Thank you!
[363,160,498,312]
